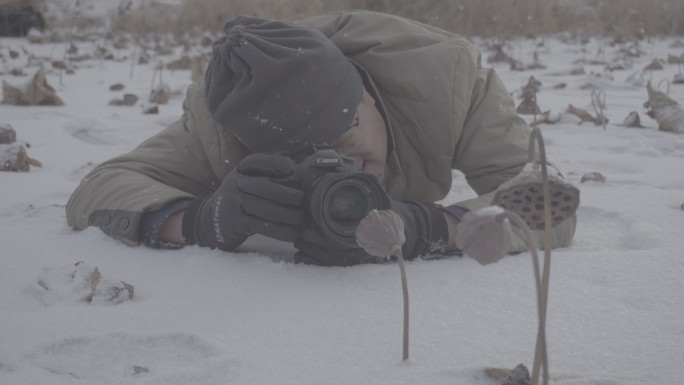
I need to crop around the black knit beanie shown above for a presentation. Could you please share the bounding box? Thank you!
[204,16,363,155]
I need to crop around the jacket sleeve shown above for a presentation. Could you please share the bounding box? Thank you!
[449,65,576,251]
[65,81,237,245]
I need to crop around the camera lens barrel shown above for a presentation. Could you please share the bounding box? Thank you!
[308,172,390,240]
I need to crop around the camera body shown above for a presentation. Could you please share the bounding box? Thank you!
[291,148,390,242]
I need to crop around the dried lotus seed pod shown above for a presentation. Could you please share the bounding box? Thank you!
[493,168,580,231]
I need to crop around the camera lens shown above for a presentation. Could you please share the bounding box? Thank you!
[314,174,390,239]
[327,185,370,227]
[304,162,390,242]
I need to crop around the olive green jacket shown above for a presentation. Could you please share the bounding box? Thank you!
[66,10,576,252]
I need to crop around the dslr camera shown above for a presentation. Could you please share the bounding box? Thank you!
[290,148,390,243]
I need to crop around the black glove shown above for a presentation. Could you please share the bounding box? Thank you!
[390,200,450,259]
[294,200,450,266]
[294,228,380,266]
[182,153,305,250]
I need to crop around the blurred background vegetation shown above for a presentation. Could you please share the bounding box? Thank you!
[62,0,684,37]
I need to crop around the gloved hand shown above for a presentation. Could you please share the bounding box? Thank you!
[181,153,304,250]
[389,200,451,259]
[294,228,378,266]
[294,200,450,266]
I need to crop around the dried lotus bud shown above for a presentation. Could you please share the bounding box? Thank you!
[456,206,512,265]
[355,209,406,257]
[645,81,684,133]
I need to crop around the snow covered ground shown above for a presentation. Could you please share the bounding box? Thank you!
[2,22,684,385]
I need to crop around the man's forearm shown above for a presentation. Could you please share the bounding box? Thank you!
[441,206,468,252]
[139,199,192,248]
[443,211,460,251]
[159,210,185,245]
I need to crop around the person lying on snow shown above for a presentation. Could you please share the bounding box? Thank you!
[66,10,578,266]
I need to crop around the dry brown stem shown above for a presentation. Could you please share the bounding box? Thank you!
[396,247,409,361]
[566,104,595,123]
[527,127,552,385]
[355,210,409,361]
[591,90,609,130]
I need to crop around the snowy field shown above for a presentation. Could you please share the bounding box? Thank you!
[2,23,684,385]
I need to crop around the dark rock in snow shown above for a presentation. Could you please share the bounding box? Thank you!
[0,123,16,144]
[132,365,149,375]
[142,105,159,115]
[623,111,643,128]
[503,364,531,385]
[123,93,138,106]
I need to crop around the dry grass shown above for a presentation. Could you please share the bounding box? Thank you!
[367,0,684,37]
[95,0,684,37]
[0,0,43,6]
[109,0,364,37]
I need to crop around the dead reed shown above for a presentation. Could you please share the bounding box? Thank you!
[94,0,684,37]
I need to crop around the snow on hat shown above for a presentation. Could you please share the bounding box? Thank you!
[204,16,363,155]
